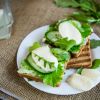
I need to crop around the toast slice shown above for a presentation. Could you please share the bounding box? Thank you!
[18,73,42,82]
[66,39,92,68]
[18,73,60,87]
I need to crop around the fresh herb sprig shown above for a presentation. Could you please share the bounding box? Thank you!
[54,0,100,24]
[90,39,100,49]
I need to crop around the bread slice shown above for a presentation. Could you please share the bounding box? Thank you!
[66,39,92,68]
[18,73,60,87]
[18,73,42,82]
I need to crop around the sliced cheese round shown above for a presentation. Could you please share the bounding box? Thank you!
[67,73,94,91]
[32,45,58,73]
[59,21,82,45]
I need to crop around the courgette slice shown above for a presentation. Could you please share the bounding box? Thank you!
[45,31,61,43]
[27,55,46,73]
[27,55,56,73]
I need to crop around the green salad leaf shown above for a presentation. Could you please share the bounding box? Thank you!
[76,67,83,74]
[54,38,76,51]
[51,48,70,62]
[54,0,100,24]
[70,12,99,24]
[69,45,81,53]
[20,60,34,70]
[69,38,87,53]
[92,59,100,69]
[54,0,96,12]
[80,23,92,38]
[29,42,41,52]
[54,0,80,8]
[47,22,58,32]
[90,39,100,49]
[43,62,64,87]
[18,60,64,87]
[79,0,96,12]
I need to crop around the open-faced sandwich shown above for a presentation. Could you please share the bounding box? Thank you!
[43,19,93,68]
[17,19,95,87]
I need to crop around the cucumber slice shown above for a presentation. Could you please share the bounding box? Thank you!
[32,45,58,68]
[27,55,46,73]
[27,55,56,73]
[45,31,61,43]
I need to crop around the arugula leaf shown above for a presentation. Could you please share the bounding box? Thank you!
[51,48,70,61]
[94,1,100,11]
[70,11,100,24]
[48,23,58,31]
[54,0,79,8]
[80,23,92,38]
[69,38,87,53]
[43,62,64,87]
[79,0,96,12]
[69,45,81,53]
[90,39,100,49]
[54,38,76,51]
[54,0,96,12]
[92,59,100,69]
[29,42,41,52]
[54,0,100,24]
[77,67,83,74]
[70,12,99,24]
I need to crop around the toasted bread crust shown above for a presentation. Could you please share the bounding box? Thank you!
[18,73,60,87]
[18,73,42,82]
[67,39,92,68]
[72,38,89,57]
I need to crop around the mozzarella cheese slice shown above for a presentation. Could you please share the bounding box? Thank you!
[32,45,58,72]
[59,21,82,45]
[67,73,94,91]
[81,69,100,80]
[81,69,100,85]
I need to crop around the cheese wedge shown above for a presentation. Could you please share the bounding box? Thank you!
[67,73,94,91]
[81,69,100,85]
[81,69,100,80]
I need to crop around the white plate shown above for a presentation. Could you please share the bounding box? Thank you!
[17,25,100,95]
